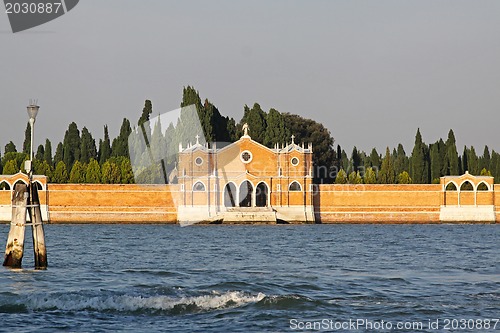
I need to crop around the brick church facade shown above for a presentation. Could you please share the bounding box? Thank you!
[176,124,316,224]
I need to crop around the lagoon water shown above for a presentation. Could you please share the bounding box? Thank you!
[0,224,499,332]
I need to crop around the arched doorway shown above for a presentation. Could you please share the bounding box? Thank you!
[224,183,237,207]
[239,181,253,207]
[256,182,268,207]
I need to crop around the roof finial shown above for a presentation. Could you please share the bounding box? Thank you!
[291,134,295,144]
[195,134,200,145]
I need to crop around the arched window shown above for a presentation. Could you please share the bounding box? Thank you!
[289,181,302,191]
[460,181,474,191]
[477,182,489,191]
[256,182,268,207]
[0,181,11,191]
[445,182,457,191]
[224,183,237,207]
[239,180,253,207]
[193,181,206,192]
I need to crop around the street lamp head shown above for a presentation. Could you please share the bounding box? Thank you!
[27,104,39,121]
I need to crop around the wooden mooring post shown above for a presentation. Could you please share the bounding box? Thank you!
[3,182,47,269]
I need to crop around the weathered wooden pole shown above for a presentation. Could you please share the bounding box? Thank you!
[28,184,47,269]
[3,183,28,268]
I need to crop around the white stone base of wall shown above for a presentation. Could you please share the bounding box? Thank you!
[0,205,50,222]
[275,205,315,223]
[439,205,496,222]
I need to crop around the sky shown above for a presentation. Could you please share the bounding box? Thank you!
[1,0,500,157]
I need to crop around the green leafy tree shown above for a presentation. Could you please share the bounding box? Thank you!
[348,170,363,184]
[69,161,85,183]
[85,159,101,183]
[335,169,348,184]
[34,160,53,182]
[2,160,17,175]
[101,160,121,184]
[282,112,336,183]
[4,141,17,154]
[99,125,112,164]
[480,168,492,177]
[53,161,69,183]
[379,147,395,184]
[63,122,81,170]
[397,171,412,184]
[121,158,135,184]
[363,167,377,184]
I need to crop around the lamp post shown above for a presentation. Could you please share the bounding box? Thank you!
[26,103,39,179]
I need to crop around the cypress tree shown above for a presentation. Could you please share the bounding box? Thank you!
[444,129,459,175]
[121,158,135,184]
[462,146,469,173]
[44,139,53,166]
[240,103,267,144]
[430,143,441,183]
[351,147,361,172]
[481,146,491,172]
[80,127,98,164]
[393,144,408,175]
[54,142,64,166]
[101,160,121,184]
[99,125,112,164]
[348,171,363,184]
[22,122,31,155]
[369,148,381,170]
[62,122,81,170]
[379,147,395,184]
[264,108,289,147]
[35,144,44,161]
[468,146,479,175]
[111,119,132,158]
[138,99,154,128]
[410,128,427,183]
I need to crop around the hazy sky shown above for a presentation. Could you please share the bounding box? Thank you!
[1,0,500,156]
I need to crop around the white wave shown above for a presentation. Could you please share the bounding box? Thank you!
[23,291,266,312]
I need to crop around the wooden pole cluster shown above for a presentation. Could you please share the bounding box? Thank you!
[3,181,47,269]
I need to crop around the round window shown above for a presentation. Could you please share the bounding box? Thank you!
[240,150,253,164]
[291,157,299,166]
[195,157,203,166]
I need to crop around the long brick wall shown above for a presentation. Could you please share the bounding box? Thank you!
[0,183,498,223]
[46,184,178,223]
[316,184,442,223]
